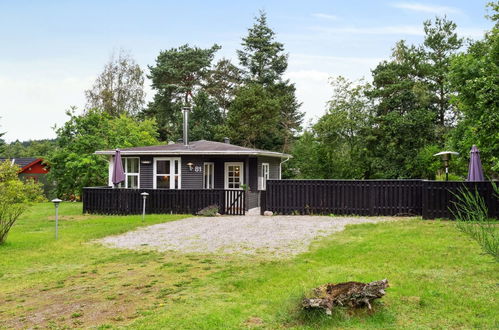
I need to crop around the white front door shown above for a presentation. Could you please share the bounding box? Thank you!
[153,157,181,189]
[224,162,244,190]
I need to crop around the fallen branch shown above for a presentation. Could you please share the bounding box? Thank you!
[302,279,389,315]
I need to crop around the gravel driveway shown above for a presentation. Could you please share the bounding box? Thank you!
[99,215,394,257]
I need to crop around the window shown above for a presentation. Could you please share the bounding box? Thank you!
[118,157,139,189]
[154,157,181,189]
[261,163,270,190]
[24,176,39,183]
[224,162,244,189]
[203,162,214,189]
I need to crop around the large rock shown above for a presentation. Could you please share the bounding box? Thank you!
[263,211,273,216]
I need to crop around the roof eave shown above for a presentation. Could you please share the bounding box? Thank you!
[95,150,291,158]
[20,158,44,172]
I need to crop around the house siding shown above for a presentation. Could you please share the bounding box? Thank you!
[133,154,278,191]
[249,158,258,191]
[181,155,203,189]
[246,191,260,209]
[257,156,281,190]
[139,156,154,189]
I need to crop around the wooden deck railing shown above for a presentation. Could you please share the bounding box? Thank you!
[83,187,245,215]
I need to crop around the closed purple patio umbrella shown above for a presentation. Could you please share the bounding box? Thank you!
[467,145,485,181]
[112,149,126,186]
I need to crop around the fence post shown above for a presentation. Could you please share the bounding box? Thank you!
[369,181,374,216]
[421,180,428,219]
[260,190,266,215]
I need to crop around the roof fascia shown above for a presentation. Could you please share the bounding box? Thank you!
[95,150,291,158]
[20,158,44,172]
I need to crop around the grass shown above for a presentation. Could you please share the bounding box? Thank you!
[0,203,498,329]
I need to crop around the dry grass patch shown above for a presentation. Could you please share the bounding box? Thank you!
[0,254,218,329]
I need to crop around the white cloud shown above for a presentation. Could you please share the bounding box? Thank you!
[285,55,381,123]
[285,70,330,124]
[457,27,487,39]
[0,60,94,142]
[312,13,339,21]
[310,25,424,36]
[392,2,461,15]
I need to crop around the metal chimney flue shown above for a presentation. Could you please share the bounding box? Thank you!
[182,107,190,146]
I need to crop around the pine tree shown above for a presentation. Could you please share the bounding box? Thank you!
[422,17,463,129]
[237,11,288,85]
[230,11,303,152]
[144,44,220,141]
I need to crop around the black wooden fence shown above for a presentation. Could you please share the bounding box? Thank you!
[264,180,498,219]
[422,181,498,219]
[83,187,245,215]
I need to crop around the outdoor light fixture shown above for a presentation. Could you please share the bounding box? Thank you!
[140,160,152,165]
[51,198,62,239]
[140,192,149,222]
[433,151,459,181]
[186,162,194,171]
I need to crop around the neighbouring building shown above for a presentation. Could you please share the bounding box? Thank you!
[0,157,52,196]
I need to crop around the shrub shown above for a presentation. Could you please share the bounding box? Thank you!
[451,185,498,261]
[196,205,220,217]
[0,161,45,244]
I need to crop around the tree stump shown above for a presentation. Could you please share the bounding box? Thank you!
[302,279,389,315]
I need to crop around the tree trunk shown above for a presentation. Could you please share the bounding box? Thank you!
[302,279,389,315]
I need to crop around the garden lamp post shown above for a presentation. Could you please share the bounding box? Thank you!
[51,198,62,239]
[141,192,149,222]
[433,151,459,181]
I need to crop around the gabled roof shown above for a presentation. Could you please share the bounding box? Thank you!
[0,157,45,171]
[95,140,291,158]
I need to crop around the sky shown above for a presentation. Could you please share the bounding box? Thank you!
[0,0,493,142]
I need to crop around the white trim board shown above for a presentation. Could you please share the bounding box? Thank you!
[153,157,182,189]
[95,150,291,158]
[224,162,244,190]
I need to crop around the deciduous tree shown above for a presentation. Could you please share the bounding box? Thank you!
[0,117,5,154]
[365,41,437,178]
[49,108,159,199]
[0,160,44,244]
[448,4,499,176]
[290,77,371,179]
[85,49,146,117]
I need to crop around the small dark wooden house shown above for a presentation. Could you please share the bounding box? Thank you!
[94,139,290,211]
[84,109,290,214]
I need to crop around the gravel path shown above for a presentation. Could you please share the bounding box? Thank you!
[99,215,395,257]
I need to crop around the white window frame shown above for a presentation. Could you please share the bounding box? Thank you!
[203,162,214,189]
[261,162,270,191]
[224,162,244,190]
[153,157,182,189]
[109,157,140,188]
[122,157,140,189]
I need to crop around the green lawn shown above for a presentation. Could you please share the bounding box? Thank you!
[0,203,497,329]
